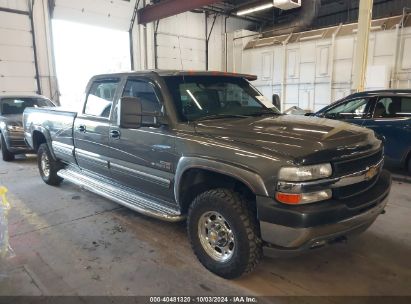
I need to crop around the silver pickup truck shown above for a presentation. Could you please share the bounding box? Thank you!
[0,95,55,161]
[23,71,391,278]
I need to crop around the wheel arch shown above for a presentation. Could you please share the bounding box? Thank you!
[175,157,268,214]
[31,127,56,160]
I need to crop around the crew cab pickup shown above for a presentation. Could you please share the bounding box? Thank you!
[23,71,391,278]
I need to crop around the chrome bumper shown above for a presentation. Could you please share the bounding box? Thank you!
[262,195,388,257]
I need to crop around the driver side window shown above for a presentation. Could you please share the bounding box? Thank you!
[326,98,369,119]
[122,78,163,125]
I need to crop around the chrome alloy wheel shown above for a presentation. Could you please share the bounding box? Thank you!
[41,152,50,178]
[198,211,235,262]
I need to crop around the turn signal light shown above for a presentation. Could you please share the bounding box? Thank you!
[275,190,332,205]
[275,192,302,205]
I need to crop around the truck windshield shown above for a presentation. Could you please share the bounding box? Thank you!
[1,97,54,115]
[163,76,280,121]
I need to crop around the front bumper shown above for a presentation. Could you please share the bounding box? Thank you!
[257,170,391,256]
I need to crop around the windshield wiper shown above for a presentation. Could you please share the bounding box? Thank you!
[196,114,249,121]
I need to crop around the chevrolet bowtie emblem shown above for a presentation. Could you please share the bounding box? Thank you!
[365,166,378,181]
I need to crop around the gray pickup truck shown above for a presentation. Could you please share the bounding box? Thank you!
[23,71,391,278]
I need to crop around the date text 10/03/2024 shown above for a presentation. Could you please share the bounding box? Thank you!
[149,297,258,303]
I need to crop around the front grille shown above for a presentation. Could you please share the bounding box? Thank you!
[333,175,379,200]
[333,149,383,176]
[332,149,383,200]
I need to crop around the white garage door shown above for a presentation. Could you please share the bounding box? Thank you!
[0,10,38,94]
[156,33,206,70]
[52,0,136,31]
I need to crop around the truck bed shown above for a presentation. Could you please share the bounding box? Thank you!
[23,107,78,162]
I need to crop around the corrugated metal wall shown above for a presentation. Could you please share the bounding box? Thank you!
[237,26,411,112]
[148,11,252,71]
[0,0,59,102]
[0,7,37,95]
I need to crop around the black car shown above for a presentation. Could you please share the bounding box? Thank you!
[0,95,55,161]
[314,90,411,173]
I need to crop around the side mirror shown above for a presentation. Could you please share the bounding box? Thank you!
[272,94,281,111]
[119,97,142,129]
[118,97,166,129]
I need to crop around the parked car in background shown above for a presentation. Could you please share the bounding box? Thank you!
[314,90,411,173]
[0,95,55,161]
[283,106,310,115]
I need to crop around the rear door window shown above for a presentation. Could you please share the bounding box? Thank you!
[84,79,120,118]
[373,96,411,118]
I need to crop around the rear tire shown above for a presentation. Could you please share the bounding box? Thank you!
[187,188,262,279]
[1,134,15,162]
[37,143,63,186]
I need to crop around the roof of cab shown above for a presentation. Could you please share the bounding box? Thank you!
[93,70,258,81]
[346,89,411,99]
[0,94,49,100]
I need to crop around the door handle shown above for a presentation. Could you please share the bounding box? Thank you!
[110,130,121,139]
[77,125,86,133]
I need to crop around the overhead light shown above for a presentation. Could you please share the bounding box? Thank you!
[273,0,301,10]
[186,90,203,110]
[236,2,274,16]
[299,34,324,41]
[352,25,382,33]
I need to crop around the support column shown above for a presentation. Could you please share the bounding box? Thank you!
[31,0,60,103]
[353,0,373,92]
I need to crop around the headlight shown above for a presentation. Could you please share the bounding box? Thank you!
[6,123,22,131]
[278,163,332,181]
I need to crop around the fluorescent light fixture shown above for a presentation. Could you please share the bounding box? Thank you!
[352,26,382,33]
[236,3,274,16]
[299,34,324,42]
[186,90,203,110]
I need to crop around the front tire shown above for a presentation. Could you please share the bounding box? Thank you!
[187,189,262,279]
[37,143,63,186]
[1,134,15,161]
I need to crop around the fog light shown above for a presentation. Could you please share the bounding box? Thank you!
[276,190,332,205]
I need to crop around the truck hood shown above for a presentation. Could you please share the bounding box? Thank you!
[194,115,381,164]
[0,114,23,126]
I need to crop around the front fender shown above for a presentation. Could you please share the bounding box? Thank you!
[174,156,269,205]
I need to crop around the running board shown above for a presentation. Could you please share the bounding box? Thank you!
[58,167,185,222]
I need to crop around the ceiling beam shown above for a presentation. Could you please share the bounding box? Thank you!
[138,0,222,24]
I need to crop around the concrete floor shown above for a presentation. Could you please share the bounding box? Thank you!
[0,156,410,296]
